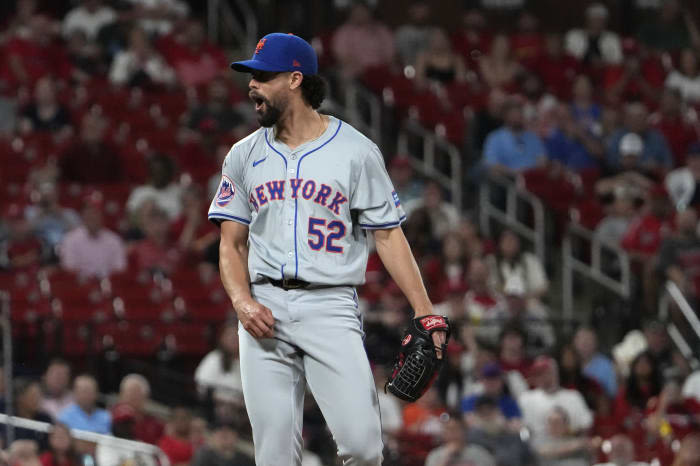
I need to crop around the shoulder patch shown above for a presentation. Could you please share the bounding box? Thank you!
[216,175,235,207]
[392,190,401,207]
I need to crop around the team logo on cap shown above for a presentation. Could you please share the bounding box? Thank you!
[216,175,235,207]
[293,59,301,67]
[255,38,267,54]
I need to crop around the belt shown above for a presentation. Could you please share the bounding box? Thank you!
[266,277,310,290]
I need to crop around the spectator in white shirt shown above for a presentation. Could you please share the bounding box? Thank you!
[518,356,593,442]
[109,26,176,87]
[194,322,243,405]
[666,142,700,212]
[565,3,622,65]
[124,0,189,36]
[403,181,461,240]
[666,49,700,104]
[40,359,74,420]
[60,195,127,279]
[62,0,116,40]
[127,154,183,221]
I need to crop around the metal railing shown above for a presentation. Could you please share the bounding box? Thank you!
[397,121,463,210]
[478,174,545,262]
[0,414,170,466]
[561,223,631,318]
[207,0,257,52]
[659,281,700,370]
[344,84,382,144]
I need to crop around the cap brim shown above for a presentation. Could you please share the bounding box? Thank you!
[230,59,285,73]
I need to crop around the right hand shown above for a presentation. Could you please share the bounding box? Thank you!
[234,297,275,339]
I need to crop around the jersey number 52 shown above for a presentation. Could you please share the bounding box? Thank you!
[308,218,346,253]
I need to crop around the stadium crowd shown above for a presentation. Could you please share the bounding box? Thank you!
[3,0,700,465]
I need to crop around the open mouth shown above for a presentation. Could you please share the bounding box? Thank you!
[250,94,265,112]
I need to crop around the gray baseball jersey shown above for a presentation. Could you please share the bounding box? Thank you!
[208,115,406,285]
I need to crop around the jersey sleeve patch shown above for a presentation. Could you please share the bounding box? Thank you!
[216,175,235,207]
[392,190,401,207]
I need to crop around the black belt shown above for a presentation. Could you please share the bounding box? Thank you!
[266,277,310,290]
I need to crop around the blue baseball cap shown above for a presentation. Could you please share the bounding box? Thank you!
[231,33,318,76]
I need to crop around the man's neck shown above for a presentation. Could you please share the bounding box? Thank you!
[78,403,95,414]
[274,105,327,150]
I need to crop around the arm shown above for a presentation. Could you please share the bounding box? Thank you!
[373,226,446,355]
[219,221,274,338]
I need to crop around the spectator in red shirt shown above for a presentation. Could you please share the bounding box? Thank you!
[2,203,42,271]
[424,232,469,303]
[451,9,491,71]
[59,112,124,184]
[39,424,81,466]
[159,20,227,87]
[158,406,194,466]
[498,325,531,378]
[651,87,697,167]
[464,257,506,329]
[111,374,164,445]
[171,184,217,261]
[614,352,663,428]
[130,206,181,276]
[530,33,580,100]
[510,11,544,68]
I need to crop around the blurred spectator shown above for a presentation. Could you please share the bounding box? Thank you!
[124,0,189,36]
[186,77,245,135]
[535,406,595,466]
[510,12,544,67]
[58,375,111,434]
[666,48,700,104]
[191,421,254,466]
[557,343,603,406]
[414,29,467,89]
[657,208,700,298]
[573,327,618,398]
[194,322,243,405]
[59,112,123,184]
[331,2,395,79]
[461,363,521,428]
[482,98,547,176]
[464,257,505,326]
[471,87,506,152]
[614,351,662,427]
[592,434,647,466]
[403,181,460,240]
[159,20,227,87]
[39,423,82,466]
[62,0,116,41]
[424,232,468,303]
[190,415,208,450]
[388,155,423,206]
[424,416,496,466]
[111,374,164,444]
[1,204,42,271]
[497,326,532,394]
[158,406,194,466]
[603,48,663,107]
[8,439,41,466]
[596,133,655,198]
[109,26,176,87]
[667,143,700,211]
[65,30,104,78]
[172,184,218,258]
[645,378,700,443]
[8,379,52,448]
[19,76,71,137]
[394,1,433,67]
[643,320,675,375]
[371,366,402,440]
[40,359,73,420]
[564,3,622,66]
[478,34,521,90]
[673,432,700,466]
[571,75,601,133]
[127,154,182,220]
[457,216,494,260]
[519,356,593,442]
[25,182,81,256]
[451,9,491,70]
[606,103,672,174]
[595,187,637,245]
[544,103,604,172]
[637,0,700,53]
[530,33,580,100]
[466,395,535,466]
[487,230,548,305]
[502,277,555,350]
[402,386,446,437]
[130,206,182,276]
[651,88,696,167]
[59,194,126,279]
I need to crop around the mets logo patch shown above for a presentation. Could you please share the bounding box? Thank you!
[392,190,401,207]
[255,38,267,54]
[216,175,235,207]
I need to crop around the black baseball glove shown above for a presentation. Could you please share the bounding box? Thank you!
[385,315,450,402]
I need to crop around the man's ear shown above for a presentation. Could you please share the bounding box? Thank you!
[289,71,303,90]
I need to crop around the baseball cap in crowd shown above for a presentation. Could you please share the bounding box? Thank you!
[619,132,644,156]
[481,363,503,379]
[231,33,318,76]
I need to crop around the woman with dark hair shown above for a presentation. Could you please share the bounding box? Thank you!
[2,379,53,449]
[40,423,82,466]
[423,231,469,303]
[195,322,243,406]
[557,344,604,407]
[614,351,663,422]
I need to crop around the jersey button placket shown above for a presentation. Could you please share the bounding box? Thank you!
[285,155,296,276]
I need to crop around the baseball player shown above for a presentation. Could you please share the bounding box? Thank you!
[208,33,449,466]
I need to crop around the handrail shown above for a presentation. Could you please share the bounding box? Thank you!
[659,281,700,369]
[0,292,13,445]
[0,414,170,465]
[207,0,257,51]
[397,120,463,210]
[561,222,631,318]
[344,84,382,144]
[478,174,545,263]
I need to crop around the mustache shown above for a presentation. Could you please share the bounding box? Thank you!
[249,91,268,103]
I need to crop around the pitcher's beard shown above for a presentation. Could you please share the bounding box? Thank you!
[256,99,283,127]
